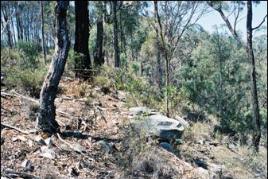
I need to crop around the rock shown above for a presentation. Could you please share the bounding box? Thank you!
[129,106,158,116]
[133,114,184,142]
[44,137,53,147]
[40,146,56,159]
[159,142,173,152]
[194,167,210,179]
[72,143,86,153]
[34,135,46,145]
[97,140,112,153]
[193,158,208,169]
[68,167,79,177]
[175,115,190,128]
[208,163,224,178]
[21,159,34,172]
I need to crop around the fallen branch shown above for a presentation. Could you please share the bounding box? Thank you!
[1,90,78,119]
[2,169,40,179]
[1,123,37,135]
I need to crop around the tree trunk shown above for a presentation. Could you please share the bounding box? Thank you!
[37,1,70,133]
[113,1,120,68]
[74,1,91,79]
[40,1,47,64]
[2,8,13,48]
[156,31,163,90]
[15,2,23,41]
[94,3,104,67]
[154,1,170,117]
[247,1,261,152]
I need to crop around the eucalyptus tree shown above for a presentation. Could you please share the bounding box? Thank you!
[37,1,70,133]
[208,0,267,152]
[74,1,91,79]
[153,1,206,117]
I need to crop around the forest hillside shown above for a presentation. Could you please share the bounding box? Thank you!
[1,1,267,179]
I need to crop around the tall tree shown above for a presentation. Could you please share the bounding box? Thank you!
[246,1,261,152]
[40,1,47,64]
[208,0,267,151]
[94,1,104,66]
[15,2,23,41]
[153,1,204,117]
[113,1,120,68]
[2,4,13,48]
[74,1,91,79]
[37,1,70,133]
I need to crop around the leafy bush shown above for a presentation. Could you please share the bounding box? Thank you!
[1,48,47,98]
[16,41,42,68]
[5,66,47,98]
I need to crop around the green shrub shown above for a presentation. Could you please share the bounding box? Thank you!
[5,66,47,98]
[16,41,42,68]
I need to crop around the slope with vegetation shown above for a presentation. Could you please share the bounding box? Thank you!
[1,1,267,179]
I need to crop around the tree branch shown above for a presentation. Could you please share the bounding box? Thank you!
[252,14,267,31]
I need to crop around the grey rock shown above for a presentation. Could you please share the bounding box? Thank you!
[195,167,210,179]
[133,114,184,141]
[159,142,173,152]
[129,106,158,116]
[21,159,34,172]
[40,146,56,159]
[97,140,112,153]
[44,137,53,147]
[175,115,190,128]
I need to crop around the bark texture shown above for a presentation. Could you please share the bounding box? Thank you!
[113,1,120,68]
[94,2,104,66]
[74,1,91,79]
[37,1,70,133]
[247,1,261,151]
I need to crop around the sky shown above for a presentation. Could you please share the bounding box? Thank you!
[197,1,267,40]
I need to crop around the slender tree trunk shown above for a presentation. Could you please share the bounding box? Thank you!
[156,31,163,90]
[247,1,261,152]
[74,1,91,79]
[94,2,104,67]
[113,1,120,68]
[15,3,23,41]
[37,1,70,133]
[3,8,13,48]
[40,1,47,64]
[154,1,170,117]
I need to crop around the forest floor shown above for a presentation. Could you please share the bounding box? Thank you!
[1,77,267,179]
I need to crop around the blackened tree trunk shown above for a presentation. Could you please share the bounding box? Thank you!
[40,1,47,64]
[74,1,91,79]
[94,2,104,66]
[247,1,261,152]
[113,1,120,68]
[37,1,70,133]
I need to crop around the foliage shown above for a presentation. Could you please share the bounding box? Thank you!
[1,48,47,98]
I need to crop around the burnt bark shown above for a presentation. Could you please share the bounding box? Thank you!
[94,2,104,66]
[113,1,120,68]
[74,1,91,79]
[247,1,261,152]
[37,1,70,133]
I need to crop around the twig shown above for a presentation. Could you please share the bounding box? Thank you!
[2,169,40,179]
[1,123,37,135]
[252,14,267,30]
[1,90,78,119]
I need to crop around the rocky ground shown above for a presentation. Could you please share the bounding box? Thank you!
[1,78,267,179]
